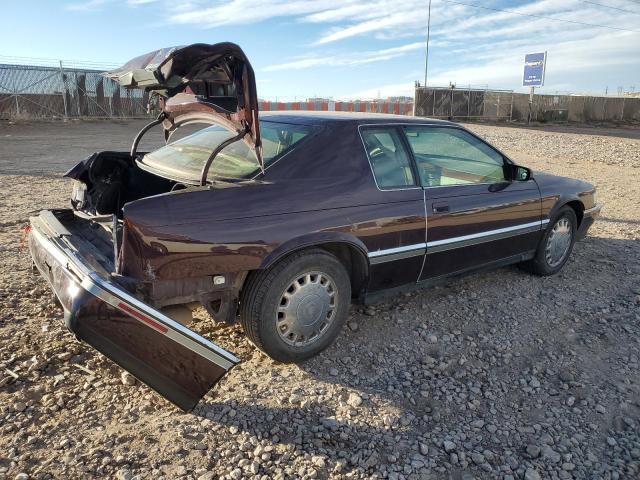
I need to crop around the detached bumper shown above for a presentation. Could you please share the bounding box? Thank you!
[29,210,239,411]
[577,203,602,240]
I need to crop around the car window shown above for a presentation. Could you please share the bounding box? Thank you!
[403,126,506,187]
[361,127,417,189]
[142,121,311,181]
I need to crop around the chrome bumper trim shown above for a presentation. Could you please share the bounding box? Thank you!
[29,220,239,369]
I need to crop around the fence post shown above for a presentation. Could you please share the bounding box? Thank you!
[59,61,68,118]
[450,87,454,119]
[621,97,625,121]
[481,87,486,117]
[14,90,20,116]
[467,85,471,118]
[432,89,435,117]
[510,92,514,122]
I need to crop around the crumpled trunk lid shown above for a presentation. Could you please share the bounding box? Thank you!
[29,209,239,410]
[105,42,262,168]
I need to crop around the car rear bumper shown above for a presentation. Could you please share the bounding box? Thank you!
[29,210,239,411]
[577,203,602,240]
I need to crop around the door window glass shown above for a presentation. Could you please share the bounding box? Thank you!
[361,128,416,189]
[403,127,506,187]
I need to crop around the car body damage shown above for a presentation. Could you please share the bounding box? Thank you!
[105,42,262,169]
[29,44,601,411]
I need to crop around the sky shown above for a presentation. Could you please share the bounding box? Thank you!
[2,0,639,100]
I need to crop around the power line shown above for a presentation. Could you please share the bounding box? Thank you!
[579,0,640,15]
[439,0,640,34]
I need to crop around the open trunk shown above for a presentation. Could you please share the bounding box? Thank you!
[27,42,266,410]
[65,150,179,218]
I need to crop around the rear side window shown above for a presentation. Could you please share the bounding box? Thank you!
[361,127,416,189]
[142,121,311,181]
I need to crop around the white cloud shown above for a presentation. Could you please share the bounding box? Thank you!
[264,41,437,71]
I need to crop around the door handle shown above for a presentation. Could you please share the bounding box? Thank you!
[432,203,450,214]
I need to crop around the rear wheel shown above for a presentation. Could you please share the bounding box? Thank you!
[522,206,577,276]
[239,249,351,363]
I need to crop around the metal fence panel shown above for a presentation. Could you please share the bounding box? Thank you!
[414,87,513,120]
[0,63,148,119]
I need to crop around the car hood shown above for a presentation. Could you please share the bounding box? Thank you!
[105,42,262,168]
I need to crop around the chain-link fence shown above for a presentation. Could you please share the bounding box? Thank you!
[0,62,150,119]
[414,86,514,120]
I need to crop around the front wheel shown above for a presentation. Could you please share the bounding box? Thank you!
[522,206,577,276]
[239,249,351,363]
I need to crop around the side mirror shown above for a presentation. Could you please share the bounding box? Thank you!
[507,164,532,181]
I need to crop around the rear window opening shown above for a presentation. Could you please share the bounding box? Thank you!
[142,121,312,182]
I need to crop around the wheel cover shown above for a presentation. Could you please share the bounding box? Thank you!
[545,217,573,268]
[276,271,337,347]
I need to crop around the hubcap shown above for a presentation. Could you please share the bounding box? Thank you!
[276,271,337,347]
[545,217,572,267]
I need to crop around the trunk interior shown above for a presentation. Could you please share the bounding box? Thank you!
[51,210,115,276]
[70,151,180,218]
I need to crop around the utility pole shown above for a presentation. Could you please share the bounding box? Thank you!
[424,0,432,88]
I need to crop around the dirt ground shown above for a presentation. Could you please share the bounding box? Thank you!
[0,119,639,480]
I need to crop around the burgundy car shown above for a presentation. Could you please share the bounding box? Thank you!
[29,43,601,410]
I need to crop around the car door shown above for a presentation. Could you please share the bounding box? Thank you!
[358,126,427,292]
[400,125,542,281]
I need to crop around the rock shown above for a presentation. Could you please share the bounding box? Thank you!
[15,474,29,480]
[312,455,325,468]
[595,404,606,414]
[606,437,617,447]
[229,468,242,480]
[427,335,438,344]
[471,419,485,429]
[364,306,376,316]
[193,442,207,450]
[443,441,457,453]
[524,468,542,480]
[346,393,362,408]
[419,443,429,456]
[526,445,541,458]
[530,377,541,388]
[197,473,215,480]
[347,321,359,332]
[13,401,27,413]
[120,372,136,386]
[541,446,561,464]
[329,368,339,376]
[115,469,133,480]
[562,462,575,471]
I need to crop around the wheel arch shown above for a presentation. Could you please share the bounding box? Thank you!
[564,199,584,227]
[258,233,370,300]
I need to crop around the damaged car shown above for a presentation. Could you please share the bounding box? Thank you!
[29,43,602,410]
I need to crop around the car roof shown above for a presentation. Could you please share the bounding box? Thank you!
[260,110,457,126]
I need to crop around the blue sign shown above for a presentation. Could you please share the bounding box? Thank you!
[523,52,546,87]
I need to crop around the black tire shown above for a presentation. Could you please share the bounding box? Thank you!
[239,249,351,363]
[522,206,577,276]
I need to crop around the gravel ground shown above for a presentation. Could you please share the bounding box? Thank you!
[0,120,639,480]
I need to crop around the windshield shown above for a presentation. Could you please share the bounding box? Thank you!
[142,121,312,181]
